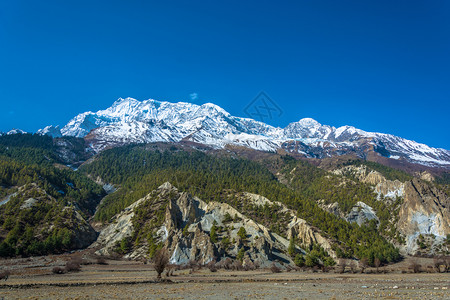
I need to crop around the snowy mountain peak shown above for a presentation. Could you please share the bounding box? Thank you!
[37,125,62,138]
[37,97,450,169]
[199,102,230,116]
[297,118,321,127]
[7,128,27,135]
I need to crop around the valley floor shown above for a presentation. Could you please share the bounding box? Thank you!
[0,256,449,299]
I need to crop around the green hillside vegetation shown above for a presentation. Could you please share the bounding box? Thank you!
[0,133,91,166]
[435,172,450,197]
[0,136,104,257]
[281,158,404,243]
[81,145,401,266]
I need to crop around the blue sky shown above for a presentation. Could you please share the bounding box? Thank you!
[1,0,449,149]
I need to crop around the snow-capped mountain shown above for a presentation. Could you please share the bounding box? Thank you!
[37,125,62,138]
[6,128,27,135]
[38,97,450,168]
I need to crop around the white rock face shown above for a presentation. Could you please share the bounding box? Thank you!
[93,182,340,266]
[37,97,449,168]
[92,195,149,256]
[333,165,405,201]
[397,179,449,255]
[345,201,379,226]
[243,192,336,258]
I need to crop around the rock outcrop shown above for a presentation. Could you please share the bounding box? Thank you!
[397,179,449,255]
[332,165,404,201]
[332,165,449,255]
[319,200,379,228]
[93,183,302,266]
[345,201,379,226]
[243,193,336,258]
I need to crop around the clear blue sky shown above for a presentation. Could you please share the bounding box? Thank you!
[1,0,449,149]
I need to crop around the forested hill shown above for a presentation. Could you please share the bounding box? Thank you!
[0,134,104,257]
[1,135,447,263]
[80,144,401,265]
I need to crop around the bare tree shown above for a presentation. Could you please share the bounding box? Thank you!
[349,261,357,274]
[360,258,368,274]
[409,259,421,273]
[153,248,169,280]
[270,263,281,273]
[445,256,450,273]
[374,258,381,274]
[434,257,443,273]
[337,259,347,274]
[0,270,10,281]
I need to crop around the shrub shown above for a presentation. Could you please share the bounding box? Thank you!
[434,257,445,273]
[410,259,421,273]
[221,257,233,270]
[96,257,108,265]
[374,258,381,273]
[153,248,169,279]
[52,267,65,274]
[360,258,368,273]
[349,261,357,273]
[253,260,260,270]
[270,263,281,273]
[337,259,347,274]
[237,227,247,240]
[231,260,243,271]
[237,247,245,261]
[165,264,175,277]
[243,258,255,271]
[208,261,218,273]
[294,254,305,267]
[65,256,82,272]
[0,270,10,281]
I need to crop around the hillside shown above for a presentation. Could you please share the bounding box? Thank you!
[0,134,104,257]
[0,132,448,267]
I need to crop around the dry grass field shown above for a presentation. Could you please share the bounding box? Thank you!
[0,254,449,299]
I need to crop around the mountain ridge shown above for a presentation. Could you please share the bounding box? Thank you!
[31,97,450,169]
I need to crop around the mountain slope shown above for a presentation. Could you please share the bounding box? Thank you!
[40,97,450,169]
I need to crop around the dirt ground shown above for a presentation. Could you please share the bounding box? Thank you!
[0,255,449,299]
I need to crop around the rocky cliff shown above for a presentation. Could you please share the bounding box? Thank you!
[398,179,449,255]
[93,183,337,266]
[331,165,449,255]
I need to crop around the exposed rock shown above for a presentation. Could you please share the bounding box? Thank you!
[287,217,336,258]
[397,179,449,255]
[345,201,379,226]
[319,201,345,219]
[319,200,379,228]
[417,171,435,182]
[374,179,404,201]
[19,197,38,210]
[333,165,405,201]
[94,182,321,266]
[92,193,150,256]
[243,193,336,258]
